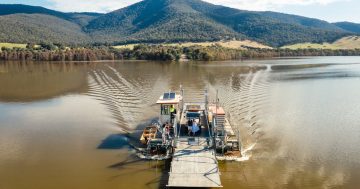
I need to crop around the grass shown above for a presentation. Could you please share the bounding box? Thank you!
[113,44,137,50]
[281,36,360,50]
[281,43,338,50]
[164,40,272,49]
[0,43,44,51]
[0,43,27,49]
[113,40,273,50]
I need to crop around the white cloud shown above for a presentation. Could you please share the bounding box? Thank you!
[48,0,141,13]
[47,0,345,13]
[204,0,344,11]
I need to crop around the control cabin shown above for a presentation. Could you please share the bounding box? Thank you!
[156,92,182,125]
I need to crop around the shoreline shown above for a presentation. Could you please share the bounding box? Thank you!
[1,55,360,63]
[1,44,360,62]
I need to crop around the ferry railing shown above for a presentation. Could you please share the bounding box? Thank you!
[173,116,178,147]
[212,117,217,158]
[205,117,220,174]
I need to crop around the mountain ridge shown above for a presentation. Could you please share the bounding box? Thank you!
[0,1,358,47]
[334,22,360,33]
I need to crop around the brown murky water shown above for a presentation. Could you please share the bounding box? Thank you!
[1,57,360,189]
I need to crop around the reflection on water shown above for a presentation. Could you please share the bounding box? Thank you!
[0,57,360,189]
[0,61,88,102]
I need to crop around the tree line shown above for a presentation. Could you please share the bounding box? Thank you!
[1,43,360,62]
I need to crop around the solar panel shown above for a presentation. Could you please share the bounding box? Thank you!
[163,92,176,100]
[170,92,176,99]
[163,93,176,100]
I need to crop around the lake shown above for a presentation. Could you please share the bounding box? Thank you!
[0,57,360,189]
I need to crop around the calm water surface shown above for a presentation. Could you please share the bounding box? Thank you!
[0,57,360,189]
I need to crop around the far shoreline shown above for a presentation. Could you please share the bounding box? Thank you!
[1,56,360,65]
[1,43,360,62]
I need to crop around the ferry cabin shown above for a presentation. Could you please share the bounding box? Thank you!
[156,92,182,125]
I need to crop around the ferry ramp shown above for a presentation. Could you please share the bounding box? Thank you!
[167,137,222,188]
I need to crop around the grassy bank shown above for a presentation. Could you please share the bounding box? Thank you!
[282,36,360,50]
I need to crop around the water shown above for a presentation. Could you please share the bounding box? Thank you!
[0,57,360,189]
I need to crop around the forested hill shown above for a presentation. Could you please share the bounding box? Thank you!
[0,4,69,18]
[85,0,352,46]
[334,22,360,34]
[0,4,103,26]
[0,1,358,47]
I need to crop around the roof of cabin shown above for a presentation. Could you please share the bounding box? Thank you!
[156,93,182,104]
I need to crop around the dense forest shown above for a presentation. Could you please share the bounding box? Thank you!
[84,0,352,47]
[1,44,360,62]
[1,1,359,47]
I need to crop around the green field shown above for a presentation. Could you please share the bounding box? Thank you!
[0,43,27,50]
[281,36,360,50]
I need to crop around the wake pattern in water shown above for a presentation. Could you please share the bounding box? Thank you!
[213,66,272,159]
[87,65,153,132]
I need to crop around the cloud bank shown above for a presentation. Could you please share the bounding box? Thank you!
[47,0,344,13]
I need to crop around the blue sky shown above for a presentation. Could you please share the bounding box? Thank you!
[1,0,359,23]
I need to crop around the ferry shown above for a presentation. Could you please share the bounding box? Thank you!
[137,88,242,187]
[138,88,241,161]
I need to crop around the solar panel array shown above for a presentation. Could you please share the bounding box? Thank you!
[163,92,176,99]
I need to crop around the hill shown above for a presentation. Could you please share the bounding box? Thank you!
[281,36,360,50]
[0,1,357,47]
[0,4,102,26]
[334,22,360,34]
[86,0,243,44]
[86,0,350,46]
[0,14,91,44]
[0,4,101,44]
[0,4,70,18]
[261,12,342,31]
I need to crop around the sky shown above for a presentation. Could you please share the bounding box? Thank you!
[1,0,359,23]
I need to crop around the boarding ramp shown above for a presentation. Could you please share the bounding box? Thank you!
[167,137,222,188]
